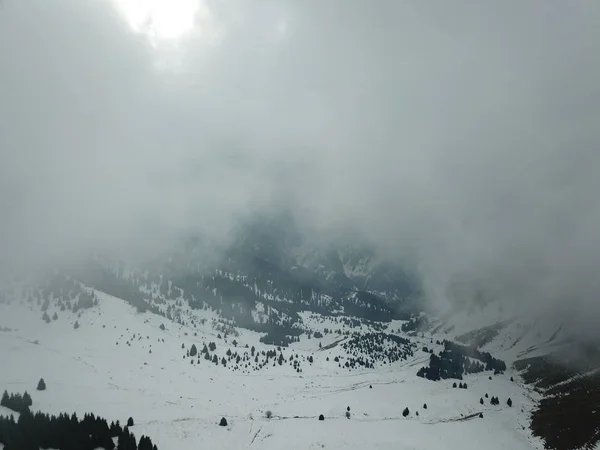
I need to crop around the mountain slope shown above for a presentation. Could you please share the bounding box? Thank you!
[0,289,539,450]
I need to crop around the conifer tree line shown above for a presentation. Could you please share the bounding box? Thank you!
[0,391,157,450]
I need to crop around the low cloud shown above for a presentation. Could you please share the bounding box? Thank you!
[1,0,599,326]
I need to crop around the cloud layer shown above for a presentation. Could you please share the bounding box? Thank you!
[1,0,599,319]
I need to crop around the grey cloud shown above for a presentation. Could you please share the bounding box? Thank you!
[1,0,599,326]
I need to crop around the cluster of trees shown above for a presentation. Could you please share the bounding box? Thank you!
[337,333,415,370]
[1,391,32,414]
[417,340,506,381]
[401,315,430,333]
[0,408,156,450]
[259,326,301,347]
[183,340,316,374]
[28,275,100,323]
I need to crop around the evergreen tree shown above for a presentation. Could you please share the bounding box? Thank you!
[23,392,32,407]
[189,344,198,357]
[127,417,134,427]
[507,398,513,407]
[0,391,8,407]
[37,378,46,391]
[402,407,409,417]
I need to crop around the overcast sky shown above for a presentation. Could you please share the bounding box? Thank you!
[1,0,599,320]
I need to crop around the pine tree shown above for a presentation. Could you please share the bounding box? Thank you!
[402,407,409,417]
[480,397,484,405]
[23,391,32,407]
[507,398,513,407]
[127,417,134,427]
[1,390,8,407]
[189,344,198,357]
[37,378,46,391]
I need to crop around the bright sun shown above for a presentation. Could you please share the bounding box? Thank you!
[113,0,205,46]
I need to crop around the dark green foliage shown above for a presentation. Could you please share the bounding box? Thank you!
[189,344,197,357]
[0,400,157,450]
[480,397,484,405]
[340,332,415,370]
[402,407,409,417]
[127,417,134,427]
[507,398,512,407]
[42,312,50,323]
[318,414,324,421]
[219,417,228,426]
[417,340,505,381]
[37,379,46,391]
[1,391,31,413]
[423,403,427,409]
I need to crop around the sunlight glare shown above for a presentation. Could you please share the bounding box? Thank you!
[113,0,205,46]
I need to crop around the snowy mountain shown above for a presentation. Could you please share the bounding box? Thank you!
[0,285,540,450]
[1,216,598,450]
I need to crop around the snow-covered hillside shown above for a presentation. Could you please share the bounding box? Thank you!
[0,289,542,450]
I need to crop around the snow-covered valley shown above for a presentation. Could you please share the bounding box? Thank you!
[1,291,544,450]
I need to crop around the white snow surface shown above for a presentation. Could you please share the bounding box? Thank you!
[0,292,544,450]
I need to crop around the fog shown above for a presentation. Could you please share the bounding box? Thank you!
[1,0,599,324]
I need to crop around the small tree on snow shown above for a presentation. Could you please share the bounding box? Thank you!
[403,407,409,417]
[37,378,46,391]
